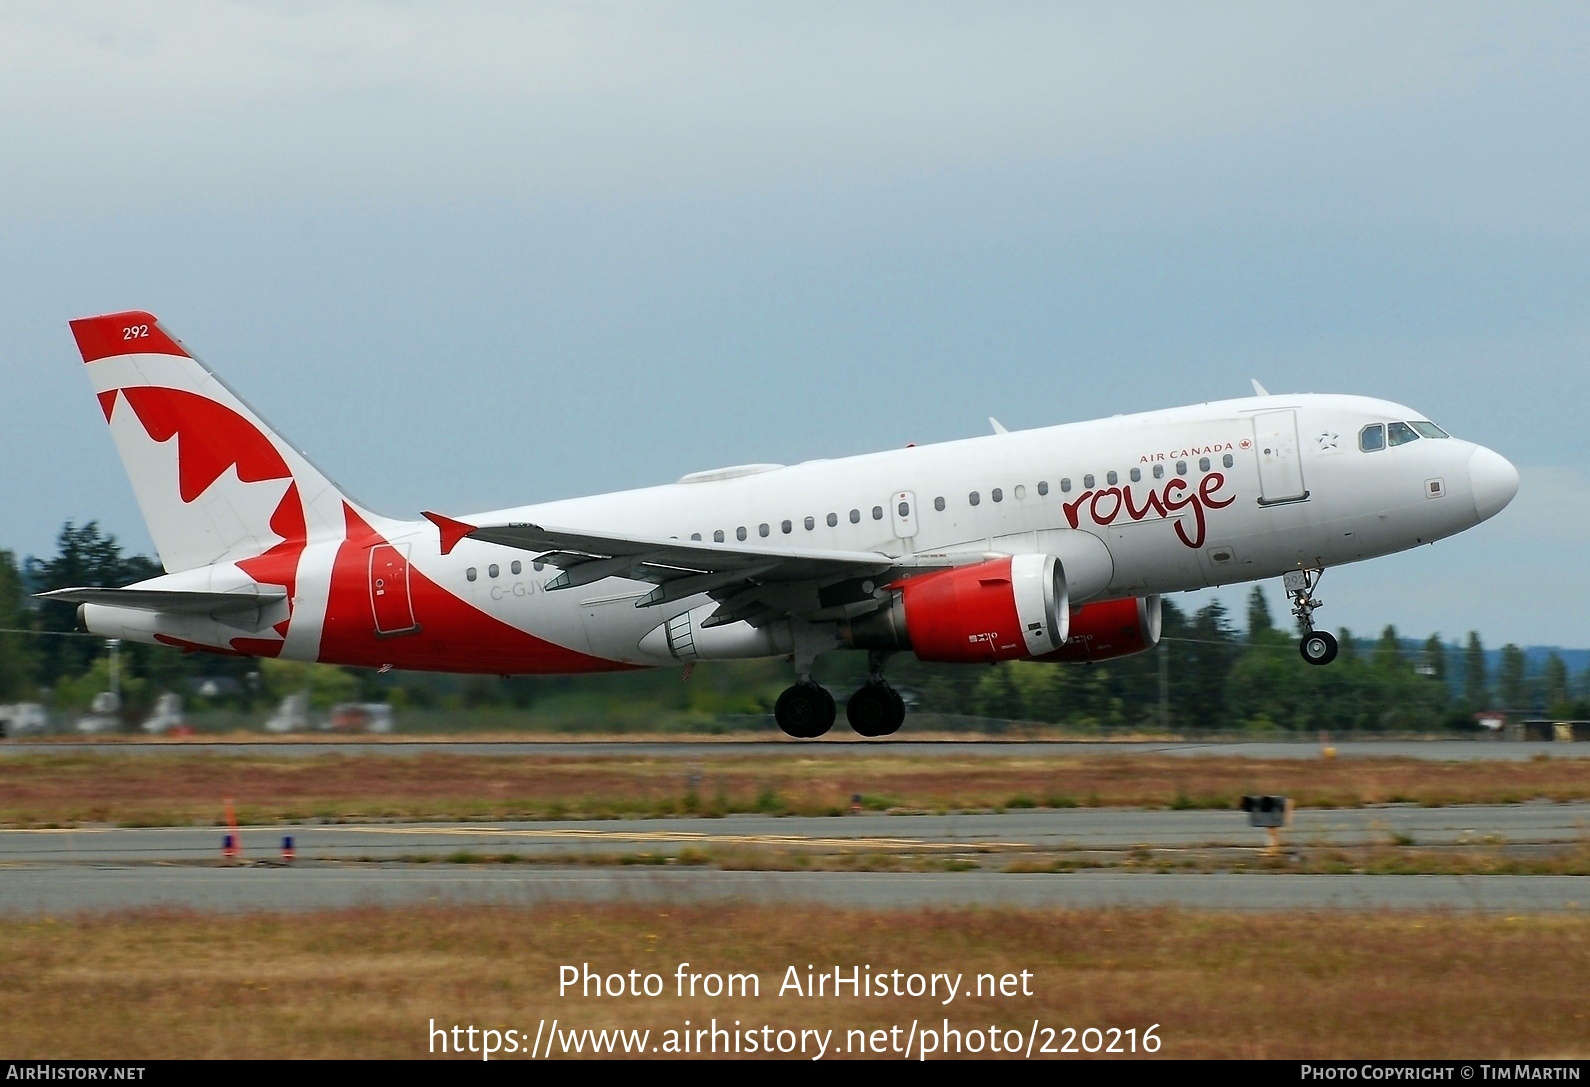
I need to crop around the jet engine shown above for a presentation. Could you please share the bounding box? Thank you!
[1034,595,1162,662]
[842,554,1068,663]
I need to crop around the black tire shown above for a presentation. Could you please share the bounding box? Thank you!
[775,682,835,738]
[847,682,905,738]
[1299,630,1339,666]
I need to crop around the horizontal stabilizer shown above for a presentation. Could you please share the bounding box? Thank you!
[37,586,287,616]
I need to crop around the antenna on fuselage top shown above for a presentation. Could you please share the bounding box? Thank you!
[1250,379,1271,397]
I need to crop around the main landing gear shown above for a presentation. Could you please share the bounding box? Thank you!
[1284,568,1339,667]
[774,652,906,739]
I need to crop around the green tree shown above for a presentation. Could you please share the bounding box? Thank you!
[1373,625,1404,671]
[1541,653,1571,717]
[1420,634,1446,682]
[0,549,36,699]
[1177,600,1237,729]
[30,522,162,682]
[1462,632,1488,709]
[1246,586,1274,641]
[1497,644,1528,710]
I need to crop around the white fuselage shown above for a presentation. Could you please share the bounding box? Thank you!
[259,391,1501,668]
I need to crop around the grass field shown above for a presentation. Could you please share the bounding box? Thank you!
[1,751,1587,827]
[1,905,1585,1059]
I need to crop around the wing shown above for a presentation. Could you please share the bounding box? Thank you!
[423,512,976,629]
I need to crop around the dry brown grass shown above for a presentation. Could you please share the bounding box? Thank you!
[0,905,1585,1059]
[2,751,1587,827]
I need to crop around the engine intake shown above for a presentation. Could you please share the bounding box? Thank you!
[842,554,1069,663]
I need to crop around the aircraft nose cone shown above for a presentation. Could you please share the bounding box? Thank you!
[1468,446,1519,522]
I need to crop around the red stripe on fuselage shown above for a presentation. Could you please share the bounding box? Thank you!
[318,505,639,675]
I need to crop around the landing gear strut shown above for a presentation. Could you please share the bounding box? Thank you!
[1284,568,1338,666]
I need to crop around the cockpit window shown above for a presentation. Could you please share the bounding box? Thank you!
[1387,421,1420,447]
[1359,424,1385,452]
[1411,421,1449,439]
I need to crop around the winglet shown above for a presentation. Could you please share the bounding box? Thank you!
[989,417,1008,435]
[422,511,476,556]
[1250,379,1271,397]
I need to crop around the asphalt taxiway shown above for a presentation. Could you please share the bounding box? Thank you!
[2,803,1585,914]
[2,803,1585,864]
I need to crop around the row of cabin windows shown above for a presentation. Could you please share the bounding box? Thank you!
[1359,420,1449,452]
[690,504,887,542]
[683,452,1240,543]
[466,559,524,582]
[466,451,1248,581]
[964,453,1237,506]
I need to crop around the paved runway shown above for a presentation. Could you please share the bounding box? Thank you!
[1,804,1585,914]
[1,866,1585,913]
[3,739,1585,760]
[2,803,1585,864]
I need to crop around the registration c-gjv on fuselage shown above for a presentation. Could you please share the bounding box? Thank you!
[48,311,1519,738]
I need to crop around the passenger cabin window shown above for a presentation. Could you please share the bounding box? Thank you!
[1060,479,1072,493]
[1153,464,1164,479]
[759,523,770,537]
[1222,453,1234,468]
[737,527,748,541]
[488,564,499,579]
[804,516,815,530]
[1387,422,1420,447]
[1360,424,1386,452]
[782,520,792,534]
[466,567,477,582]
[1037,481,1048,496]
[969,491,981,506]
[691,533,702,541]
[1014,484,1025,499]
[714,530,725,542]
[934,496,946,511]
[1106,471,1118,486]
[1176,461,1187,476]
[1412,421,1449,439]
[991,488,1003,503]
[849,509,861,523]
[827,513,838,527]
[872,506,883,520]
[898,501,909,516]
[1199,457,1210,472]
[1130,468,1141,482]
[511,560,522,575]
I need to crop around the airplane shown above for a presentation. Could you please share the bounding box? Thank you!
[44,310,1520,739]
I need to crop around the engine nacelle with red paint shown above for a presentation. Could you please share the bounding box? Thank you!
[1035,595,1162,663]
[842,554,1069,663]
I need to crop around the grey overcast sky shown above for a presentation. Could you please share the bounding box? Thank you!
[1,3,1586,646]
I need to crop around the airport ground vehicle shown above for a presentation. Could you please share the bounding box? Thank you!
[46,311,1518,738]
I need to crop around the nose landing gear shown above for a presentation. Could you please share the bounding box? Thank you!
[1285,568,1339,666]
